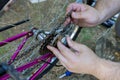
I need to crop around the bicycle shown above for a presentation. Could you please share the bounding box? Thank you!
[0,0,82,80]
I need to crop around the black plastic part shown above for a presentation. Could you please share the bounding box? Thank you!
[86,0,95,6]
[101,19,115,28]
[0,19,30,32]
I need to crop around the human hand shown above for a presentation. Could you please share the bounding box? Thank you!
[64,3,101,27]
[47,37,100,75]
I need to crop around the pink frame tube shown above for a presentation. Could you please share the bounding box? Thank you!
[0,31,55,80]
[0,53,53,80]
[8,36,29,64]
[0,31,32,47]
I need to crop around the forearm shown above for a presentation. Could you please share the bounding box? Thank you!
[94,0,120,23]
[93,59,120,80]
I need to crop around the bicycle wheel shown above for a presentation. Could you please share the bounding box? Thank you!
[0,0,82,79]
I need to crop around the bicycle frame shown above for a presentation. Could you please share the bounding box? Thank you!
[0,30,54,80]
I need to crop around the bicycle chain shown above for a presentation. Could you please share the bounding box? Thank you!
[13,10,72,62]
[7,13,72,80]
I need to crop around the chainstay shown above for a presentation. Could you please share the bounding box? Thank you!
[14,40,40,61]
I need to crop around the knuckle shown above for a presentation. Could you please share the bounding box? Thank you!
[68,3,76,9]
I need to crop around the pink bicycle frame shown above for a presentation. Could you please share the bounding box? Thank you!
[0,31,54,80]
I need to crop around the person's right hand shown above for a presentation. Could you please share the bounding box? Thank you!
[47,37,101,75]
[64,3,101,27]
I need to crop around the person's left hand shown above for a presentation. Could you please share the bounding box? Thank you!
[47,37,101,75]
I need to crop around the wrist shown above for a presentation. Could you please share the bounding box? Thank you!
[94,0,120,25]
[88,57,101,77]
[93,58,120,80]
[94,7,106,25]
[86,56,102,76]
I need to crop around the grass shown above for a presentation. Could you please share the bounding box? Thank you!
[76,27,96,49]
[80,28,93,42]
[0,35,7,55]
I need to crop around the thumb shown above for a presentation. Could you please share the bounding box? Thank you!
[67,36,81,52]
[67,36,87,52]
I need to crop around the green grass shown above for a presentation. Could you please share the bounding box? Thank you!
[0,35,3,41]
[80,28,93,42]
[0,36,7,55]
[75,25,107,51]
[76,28,94,43]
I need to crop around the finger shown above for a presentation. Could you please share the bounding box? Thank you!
[66,3,82,14]
[66,3,74,15]
[57,41,75,59]
[67,36,85,52]
[47,45,68,63]
[72,19,90,27]
[72,11,86,20]
[47,46,69,69]
[72,19,79,25]
[66,3,87,15]
[64,17,71,26]
[67,36,80,51]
